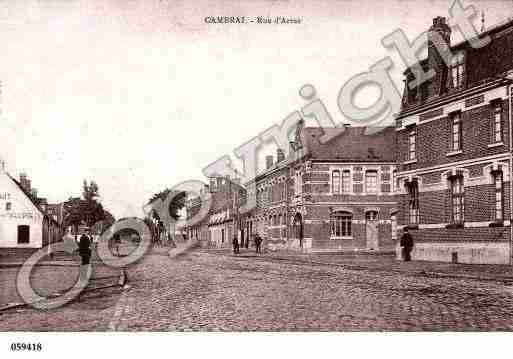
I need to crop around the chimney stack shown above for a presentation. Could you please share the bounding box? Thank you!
[31,188,38,199]
[265,155,274,169]
[276,148,285,163]
[428,16,451,96]
[20,173,28,191]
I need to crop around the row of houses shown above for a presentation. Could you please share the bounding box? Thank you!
[185,15,513,264]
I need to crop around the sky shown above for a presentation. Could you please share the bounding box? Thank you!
[0,0,511,219]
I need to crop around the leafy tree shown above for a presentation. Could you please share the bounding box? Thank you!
[82,180,105,227]
[63,180,114,234]
[147,189,186,221]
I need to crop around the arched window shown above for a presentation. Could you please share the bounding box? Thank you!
[332,170,340,194]
[330,211,352,238]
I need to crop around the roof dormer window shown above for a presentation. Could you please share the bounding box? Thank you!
[451,52,465,89]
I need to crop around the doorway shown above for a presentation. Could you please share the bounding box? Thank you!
[292,213,303,248]
[365,210,378,250]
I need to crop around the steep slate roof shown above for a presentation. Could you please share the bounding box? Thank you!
[402,17,513,103]
[6,173,58,224]
[6,173,45,216]
[302,126,396,162]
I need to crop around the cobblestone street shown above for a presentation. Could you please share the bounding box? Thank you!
[3,249,513,331]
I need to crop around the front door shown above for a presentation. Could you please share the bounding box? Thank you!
[365,211,378,250]
[293,213,303,248]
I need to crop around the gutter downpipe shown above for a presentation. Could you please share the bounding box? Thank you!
[508,77,513,265]
[493,74,513,265]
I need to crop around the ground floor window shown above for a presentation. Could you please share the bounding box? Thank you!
[494,170,503,221]
[391,214,397,240]
[17,225,30,244]
[331,212,352,238]
[450,175,464,224]
[407,180,419,225]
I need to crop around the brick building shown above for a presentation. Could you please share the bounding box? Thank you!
[185,176,246,248]
[395,17,513,264]
[241,122,398,252]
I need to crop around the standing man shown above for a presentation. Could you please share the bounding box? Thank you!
[255,233,262,254]
[400,227,414,262]
[232,235,240,254]
[79,228,92,266]
[112,232,121,257]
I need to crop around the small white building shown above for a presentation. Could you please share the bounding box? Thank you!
[0,165,60,250]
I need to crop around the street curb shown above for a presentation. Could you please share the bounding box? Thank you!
[0,269,127,314]
[297,258,513,283]
[203,250,513,284]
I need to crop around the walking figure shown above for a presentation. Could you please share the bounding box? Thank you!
[232,236,240,254]
[254,233,262,254]
[400,227,414,262]
[113,233,121,257]
[79,228,92,266]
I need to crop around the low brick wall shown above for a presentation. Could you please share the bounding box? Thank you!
[408,241,510,264]
[0,248,40,263]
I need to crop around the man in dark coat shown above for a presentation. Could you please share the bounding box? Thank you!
[400,228,414,262]
[232,236,240,254]
[79,228,92,265]
[254,233,262,254]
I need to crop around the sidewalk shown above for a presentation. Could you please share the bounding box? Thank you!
[200,247,513,283]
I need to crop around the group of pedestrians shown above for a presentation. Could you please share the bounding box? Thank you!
[232,233,264,254]
[231,228,414,261]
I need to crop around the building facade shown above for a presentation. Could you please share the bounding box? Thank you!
[185,176,246,248]
[240,123,398,252]
[395,17,513,264]
[0,165,61,257]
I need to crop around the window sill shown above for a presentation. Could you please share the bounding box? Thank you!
[330,236,353,240]
[403,159,417,165]
[445,223,464,229]
[487,142,504,148]
[446,150,462,157]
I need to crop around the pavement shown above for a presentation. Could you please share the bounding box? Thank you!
[3,244,513,331]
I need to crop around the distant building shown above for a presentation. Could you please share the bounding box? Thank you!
[187,122,398,253]
[395,16,513,264]
[185,176,246,248]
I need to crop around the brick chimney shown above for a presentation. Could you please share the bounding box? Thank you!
[276,148,285,163]
[266,155,274,169]
[19,173,29,191]
[428,16,451,96]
